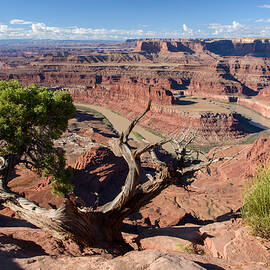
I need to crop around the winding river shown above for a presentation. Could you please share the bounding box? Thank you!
[75,98,270,151]
[75,103,174,152]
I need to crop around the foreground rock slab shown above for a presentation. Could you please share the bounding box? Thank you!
[200,220,270,266]
[8,250,205,270]
[135,224,202,253]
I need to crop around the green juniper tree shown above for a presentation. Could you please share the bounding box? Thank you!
[0,80,75,194]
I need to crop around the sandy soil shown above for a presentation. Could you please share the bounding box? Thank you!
[166,97,230,113]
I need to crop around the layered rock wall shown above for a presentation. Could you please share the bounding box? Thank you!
[0,39,268,141]
[63,76,174,107]
[136,38,270,57]
[69,87,244,143]
[238,97,270,119]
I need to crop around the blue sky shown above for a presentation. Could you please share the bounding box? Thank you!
[1,0,270,40]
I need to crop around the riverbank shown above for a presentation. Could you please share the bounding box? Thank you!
[75,103,173,153]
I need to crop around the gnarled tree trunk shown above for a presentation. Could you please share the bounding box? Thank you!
[0,101,232,253]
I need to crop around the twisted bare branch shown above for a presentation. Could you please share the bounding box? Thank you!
[134,138,170,159]
[120,100,151,143]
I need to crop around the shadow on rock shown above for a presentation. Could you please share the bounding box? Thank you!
[0,253,23,270]
[195,261,225,270]
[0,234,47,258]
[136,225,201,242]
[0,213,37,229]
[71,146,128,207]
[74,110,102,122]
[173,99,197,106]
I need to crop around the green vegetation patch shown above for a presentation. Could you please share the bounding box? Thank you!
[0,80,75,195]
[76,104,117,132]
[146,128,167,140]
[242,165,270,238]
[110,109,122,116]
[132,131,145,140]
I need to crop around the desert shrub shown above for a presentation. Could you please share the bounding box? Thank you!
[242,165,270,238]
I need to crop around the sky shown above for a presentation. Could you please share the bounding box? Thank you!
[1,0,270,40]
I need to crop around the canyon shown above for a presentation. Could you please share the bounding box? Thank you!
[0,39,270,269]
[0,38,270,144]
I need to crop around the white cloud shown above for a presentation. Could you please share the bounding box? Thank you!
[140,24,149,28]
[182,24,194,37]
[256,18,270,23]
[0,19,183,40]
[208,21,250,36]
[258,4,270,8]
[2,18,270,40]
[31,22,61,34]
[0,24,8,33]
[183,24,193,34]
[232,21,240,29]
[183,24,188,32]
[10,19,32,25]
[207,20,270,37]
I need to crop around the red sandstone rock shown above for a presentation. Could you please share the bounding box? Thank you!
[136,224,201,253]
[1,39,270,140]
[246,136,270,175]
[238,97,270,119]
[67,86,246,143]
[200,220,270,266]
[258,86,270,99]
[1,39,270,116]
[135,38,270,57]
[0,227,82,257]
[0,109,270,268]
[1,248,206,270]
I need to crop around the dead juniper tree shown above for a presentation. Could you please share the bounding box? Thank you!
[0,98,232,253]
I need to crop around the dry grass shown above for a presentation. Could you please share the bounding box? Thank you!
[242,166,270,238]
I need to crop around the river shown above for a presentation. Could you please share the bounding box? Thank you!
[75,99,270,152]
[75,103,174,152]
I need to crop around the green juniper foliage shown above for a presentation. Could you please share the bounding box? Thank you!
[0,80,75,195]
[242,165,270,238]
